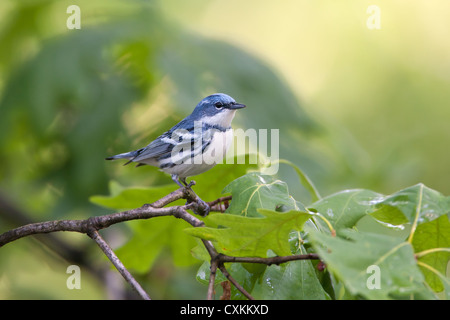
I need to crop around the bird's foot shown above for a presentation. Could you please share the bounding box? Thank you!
[193,197,210,217]
[186,180,196,189]
[183,181,209,217]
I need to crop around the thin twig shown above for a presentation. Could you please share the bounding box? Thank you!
[221,253,320,265]
[88,230,151,300]
[207,253,320,300]
[207,258,219,300]
[218,264,254,300]
[207,196,232,212]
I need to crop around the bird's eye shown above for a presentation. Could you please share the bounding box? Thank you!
[214,102,223,110]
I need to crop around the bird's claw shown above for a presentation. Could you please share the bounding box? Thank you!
[195,198,210,217]
[185,199,210,217]
[186,180,196,189]
[184,183,210,217]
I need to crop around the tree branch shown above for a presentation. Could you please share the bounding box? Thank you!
[0,186,205,299]
[0,187,321,300]
[0,187,204,248]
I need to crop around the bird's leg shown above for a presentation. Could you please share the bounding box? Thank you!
[187,180,196,188]
[178,176,197,189]
[171,174,185,189]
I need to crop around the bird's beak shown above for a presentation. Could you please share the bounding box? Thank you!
[227,103,246,110]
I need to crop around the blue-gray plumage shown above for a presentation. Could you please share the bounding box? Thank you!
[106,93,246,188]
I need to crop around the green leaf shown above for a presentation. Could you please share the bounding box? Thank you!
[310,229,431,299]
[196,262,259,300]
[190,239,211,262]
[368,206,409,228]
[115,216,199,273]
[222,172,296,217]
[413,214,450,293]
[195,261,226,285]
[370,183,450,228]
[185,209,312,257]
[310,189,383,230]
[252,244,329,300]
[114,218,170,273]
[226,263,261,300]
[90,183,179,210]
[108,180,126,197]
[189,154,259,201]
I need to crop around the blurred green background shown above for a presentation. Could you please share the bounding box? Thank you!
[0,0,449,299]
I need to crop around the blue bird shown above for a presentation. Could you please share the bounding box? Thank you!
[106,93,246,188]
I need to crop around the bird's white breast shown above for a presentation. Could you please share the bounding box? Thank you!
[200,128,234,165]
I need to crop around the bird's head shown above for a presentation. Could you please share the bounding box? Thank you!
[190,93,246,128]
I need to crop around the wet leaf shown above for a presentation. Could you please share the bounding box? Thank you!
[222,172,296,217]
[370,183,450,228]
[252,244,329,300]
[185,209,312,257]
[309,229,431,299]
[310,189,382,230]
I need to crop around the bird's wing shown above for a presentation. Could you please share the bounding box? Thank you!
[132,134,175,162]
[134,129,215,165]
[132,124,200,162]
[131,113,226,165]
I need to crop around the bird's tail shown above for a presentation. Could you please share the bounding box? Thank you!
[105,151,139,165]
